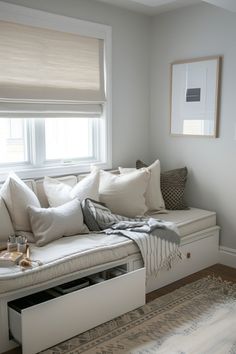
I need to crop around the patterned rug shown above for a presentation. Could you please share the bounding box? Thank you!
[43,277,236,354]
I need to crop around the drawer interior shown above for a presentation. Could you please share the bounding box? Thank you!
[8,266,145,354]
[8,264,128,313]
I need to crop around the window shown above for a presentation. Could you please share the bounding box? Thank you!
[0,118,28,164]
[0,118,100,166]
[45,118,94,161]
[0,2,112,180]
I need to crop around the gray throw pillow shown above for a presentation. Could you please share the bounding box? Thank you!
[81,198,136,231]
[28,199,89,246]
[136,160,188,210]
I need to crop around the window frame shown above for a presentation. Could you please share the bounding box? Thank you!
[0,2,112,182]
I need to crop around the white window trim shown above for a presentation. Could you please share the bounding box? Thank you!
[0,1,112,182]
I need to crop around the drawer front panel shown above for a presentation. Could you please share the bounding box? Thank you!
[146,232,219,292]
[10,268,145,354]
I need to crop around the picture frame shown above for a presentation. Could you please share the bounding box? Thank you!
[170,56,221,137]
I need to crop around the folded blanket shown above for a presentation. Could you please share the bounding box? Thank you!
[81,199,181,275]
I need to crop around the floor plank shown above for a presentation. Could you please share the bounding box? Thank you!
[146,264,236,302]
[4,264,236,354]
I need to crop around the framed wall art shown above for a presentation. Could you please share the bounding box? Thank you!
[170,56,221,137]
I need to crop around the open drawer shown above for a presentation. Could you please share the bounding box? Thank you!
[8,267,145,354]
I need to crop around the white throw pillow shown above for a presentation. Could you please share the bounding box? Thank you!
[43,171,100,207]
[98,169,150,217]
[0,173,40,232]
[28,199,89,247]
[0,197,15,250]
[43,177,71,207]
[119,159,165,212]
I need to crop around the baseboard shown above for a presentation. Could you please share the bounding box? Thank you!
[219,246,236,269]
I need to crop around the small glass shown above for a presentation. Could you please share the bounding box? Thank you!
[17,236,27,253]
[7,235,17,252]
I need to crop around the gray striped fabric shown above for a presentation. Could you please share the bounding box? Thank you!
[81,199,181,275]
[81,198,138,231]
[105,218,181,275]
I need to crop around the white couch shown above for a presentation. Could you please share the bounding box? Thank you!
[0,173,220,354]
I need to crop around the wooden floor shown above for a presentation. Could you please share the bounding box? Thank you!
[146,263,236,302]
[4,264,236,354]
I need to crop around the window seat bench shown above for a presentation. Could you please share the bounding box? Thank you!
[0,173,219,354]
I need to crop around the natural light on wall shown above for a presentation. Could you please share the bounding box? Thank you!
[183,119,214,135]
[183,120,204,135]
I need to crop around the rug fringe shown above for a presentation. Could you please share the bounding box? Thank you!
[205,274,236,293]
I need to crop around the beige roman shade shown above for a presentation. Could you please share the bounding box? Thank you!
[0,20,105,117]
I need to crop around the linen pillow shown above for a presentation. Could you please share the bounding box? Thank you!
[119,159,165,212]
[43,170,100,207]
[28,199,89,247]
[98,169,150,217]
[0,172,40,232]
[136,160,188,210]
[0,197,15,250]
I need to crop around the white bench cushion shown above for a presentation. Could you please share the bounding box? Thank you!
[154,208,216,237]
[0,207,216,295]
[0,233,138,294]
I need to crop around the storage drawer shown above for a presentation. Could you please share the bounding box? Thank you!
[8,267,145,354]
[146,230,219,292]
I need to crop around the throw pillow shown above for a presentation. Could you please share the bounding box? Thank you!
[98,169,150,217]
[160,167,189,210]
[136,160,188,210]
[119,159,165,212]
[82,198,133,231]
[43,170,100,207]
[28,199,89,247]
[0,172,40,232]
[0,197,15,250]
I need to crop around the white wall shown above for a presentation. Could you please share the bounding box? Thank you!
[150,3,236,249]
[2,0,150,168]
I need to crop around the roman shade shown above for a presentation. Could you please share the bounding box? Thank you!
[0,20,105,117]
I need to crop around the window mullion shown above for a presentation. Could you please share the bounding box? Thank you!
[31,118,46,167]
[24,119,30,163]
[91,119,100,161]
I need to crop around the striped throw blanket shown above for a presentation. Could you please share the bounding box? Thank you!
[82,199,181,275]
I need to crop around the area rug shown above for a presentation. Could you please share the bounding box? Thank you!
[42,277,236,354]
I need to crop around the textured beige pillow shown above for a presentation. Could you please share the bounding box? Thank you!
[137,160,188,210]
[98,169,150,217]
[44,170,100,207]
[0,172,40,232]
[119,159,165,212]
[0,197,15,250]
[28,199,89,247]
